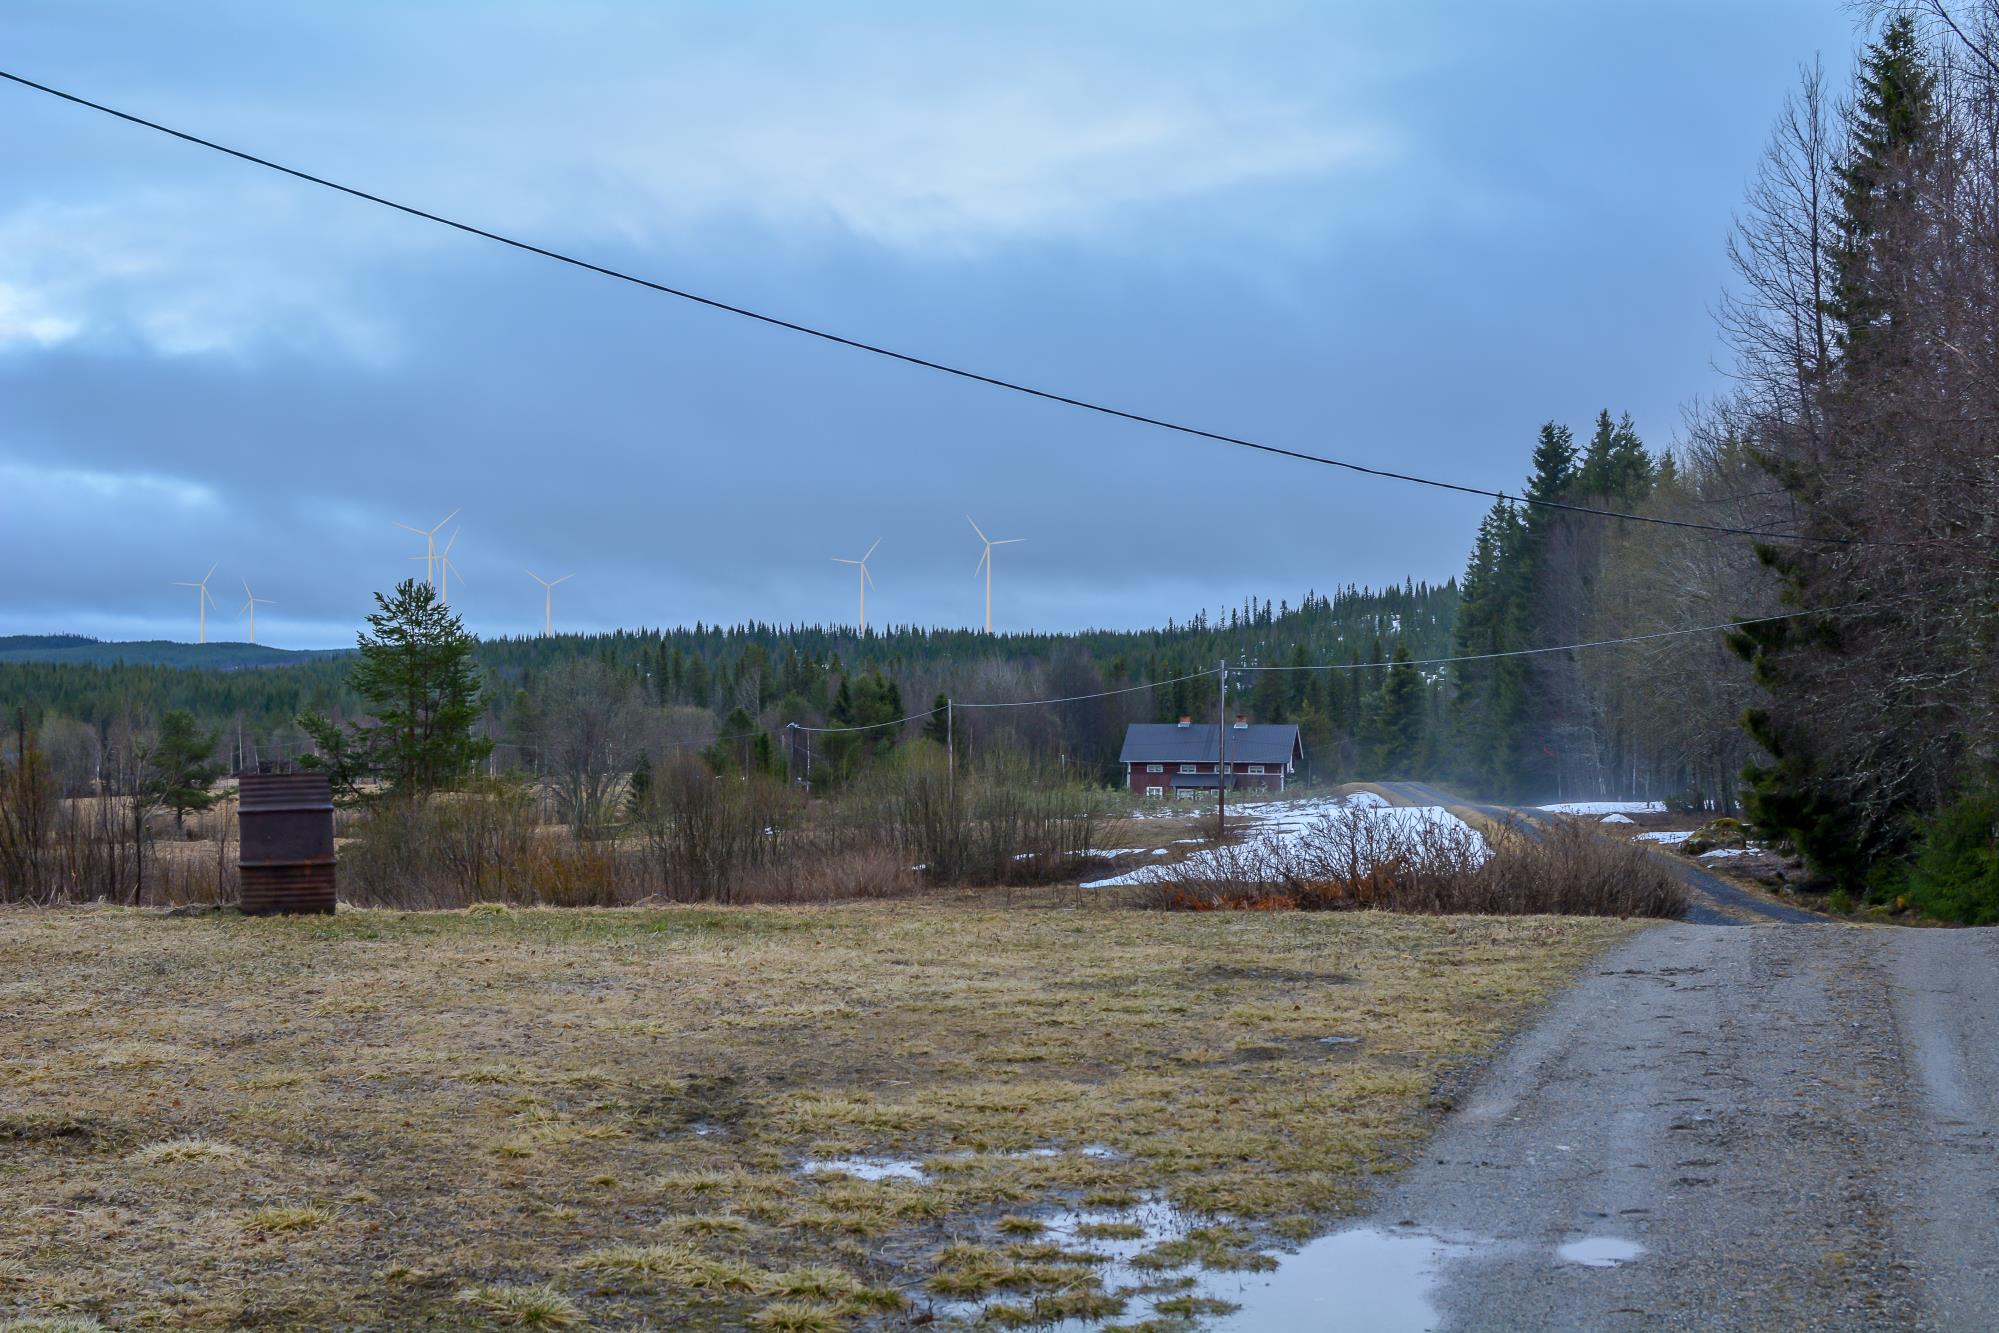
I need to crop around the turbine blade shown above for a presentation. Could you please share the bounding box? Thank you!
[432,508,460,533]
[442,528,459,554]
[966,514,987,542]
[832,558,858,565]
[552,574,573,585]
[993,538,1024,546]
[975,549,988,575]
[202,563,217,584]
[395,523,426,535]
[864,538,881,561]
[863,564,875,589]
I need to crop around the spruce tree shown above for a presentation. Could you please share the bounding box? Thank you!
[144,709,225,833]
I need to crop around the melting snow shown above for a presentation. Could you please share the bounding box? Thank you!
[1538,800,1666,815]
[1637,830,1693,845]
[1081,794,1485,889]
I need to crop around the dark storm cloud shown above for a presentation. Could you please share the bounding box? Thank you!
[0,1,1860,645]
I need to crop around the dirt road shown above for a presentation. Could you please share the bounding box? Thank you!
[1294,921,1999,1330]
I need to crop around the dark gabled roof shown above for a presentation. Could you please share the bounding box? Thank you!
[1119,723,1302,766]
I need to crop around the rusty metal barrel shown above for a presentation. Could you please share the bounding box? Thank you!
[237,772,336,915]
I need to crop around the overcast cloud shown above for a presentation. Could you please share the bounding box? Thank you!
[1,1,1860,646]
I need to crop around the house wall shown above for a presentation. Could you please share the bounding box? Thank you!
[1125,757,1287,796]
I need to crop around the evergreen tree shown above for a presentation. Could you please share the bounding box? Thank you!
[1829,14,1937,350]
[299,580,492,801]
[143,709,225,833]
[1374,643,1426,776]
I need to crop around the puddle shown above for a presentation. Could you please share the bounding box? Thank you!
[798,1156,929,1183]
[1557,1236,1644,1268]
[938,1194,1476,1333]
[1205,1226,1474,1332]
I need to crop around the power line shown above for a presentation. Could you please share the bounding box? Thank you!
[956,666,1218,709]
[0,68,1895,550]
[1230,604,1852,673]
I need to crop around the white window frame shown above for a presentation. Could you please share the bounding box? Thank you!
[1245,764,1266,774]
[1145,785,1164,799]
[1146,764,1164,774]
[1179,763,1199,774]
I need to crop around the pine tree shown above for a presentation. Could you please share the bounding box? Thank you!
[299,580,492,801]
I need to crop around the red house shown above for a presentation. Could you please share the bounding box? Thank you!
[1120,717,1304,798]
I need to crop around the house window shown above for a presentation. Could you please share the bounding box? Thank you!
[1145,785,1164,799]
[1179,763,1199,773]
[1146,764,1164,774]
[1246,764,1266,775]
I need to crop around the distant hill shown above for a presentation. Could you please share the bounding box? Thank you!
[0,637,350,669]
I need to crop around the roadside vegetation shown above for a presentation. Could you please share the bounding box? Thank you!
[0,903,1630,1330]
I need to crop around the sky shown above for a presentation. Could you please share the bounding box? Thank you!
[0,1,1864,647]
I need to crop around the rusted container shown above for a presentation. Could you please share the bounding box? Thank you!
[237,772,336,915]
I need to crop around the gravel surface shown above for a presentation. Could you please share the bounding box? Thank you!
[1335,923,1999,1330]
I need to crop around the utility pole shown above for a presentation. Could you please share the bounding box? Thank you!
[1216,660,1227,842]
[946,699,955,806]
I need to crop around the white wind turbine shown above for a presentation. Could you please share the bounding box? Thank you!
[240,578,275,645]
[832,539,881,632]
[397,508,460,588]
[412,528,465,605]
[173,564,219,643]
[967,515,1024,634]
[527,570,572,637]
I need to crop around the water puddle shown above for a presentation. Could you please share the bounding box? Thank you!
[936,1193,1476,1333]
[1556,1236,1644,1268]
[1205,1226,1474,1331]
[798,1155,929,1183]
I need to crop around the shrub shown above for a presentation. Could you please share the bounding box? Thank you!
[1895,790,1999,925]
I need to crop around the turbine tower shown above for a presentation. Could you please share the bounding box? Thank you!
[239,578,275,645]
[527,570,572,637]
[967,516,1024,634]
[832,539,880,632]
[172,564,219,643]
[396,508,460,588]
[412,528,465,605]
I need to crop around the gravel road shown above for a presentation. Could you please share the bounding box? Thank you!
[1332,923,1999,1330]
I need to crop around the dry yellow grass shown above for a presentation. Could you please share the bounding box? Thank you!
[0,901,1633,1328]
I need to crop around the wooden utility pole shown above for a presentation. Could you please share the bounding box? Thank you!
[1216,660,1227,841]
[946,699,955,806]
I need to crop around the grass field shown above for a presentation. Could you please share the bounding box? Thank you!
[0,902,1633,1330]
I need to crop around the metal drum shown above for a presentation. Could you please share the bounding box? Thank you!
[237,772,336,915]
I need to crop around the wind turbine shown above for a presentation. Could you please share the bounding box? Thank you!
[412,528,465,605]
[968,516,1024,634]
[527,570,572,637]
[172,564,219,643]
[396,508,459,587]
[832,539,880,632]
[240,578,275,645]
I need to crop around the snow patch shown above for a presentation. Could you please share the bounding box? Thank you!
[1538,800,1665,815]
